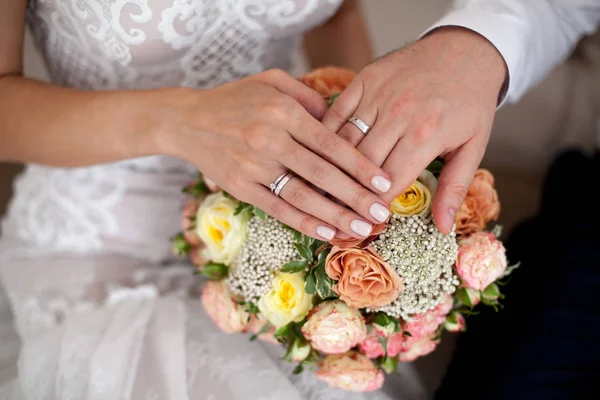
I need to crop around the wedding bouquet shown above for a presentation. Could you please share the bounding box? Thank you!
[172,67,517,392]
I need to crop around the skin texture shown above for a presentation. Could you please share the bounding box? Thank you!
[323,26,508,234]
[0,0,386,241]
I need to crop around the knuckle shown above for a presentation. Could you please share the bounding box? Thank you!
[267,201,286,220]
[352,156,370,179]
[319,135,339,158]
[287,186,307,207]
[411,119,439,144]
[332,209,347,227]
[446,183,469,200]
[244,124,272,153]
[265,68,285,80]
[352,188,369,209]
[298,216,313,235]
[310,161,330,183]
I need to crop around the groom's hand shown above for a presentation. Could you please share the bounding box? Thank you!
[322,27,507,234]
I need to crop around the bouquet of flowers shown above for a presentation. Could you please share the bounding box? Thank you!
[172,67,518,392]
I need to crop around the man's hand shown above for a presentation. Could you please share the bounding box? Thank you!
[322,27,507,234]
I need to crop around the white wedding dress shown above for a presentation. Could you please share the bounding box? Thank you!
[0,1,427,399]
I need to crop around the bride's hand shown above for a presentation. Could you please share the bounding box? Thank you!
[162,69,393,241]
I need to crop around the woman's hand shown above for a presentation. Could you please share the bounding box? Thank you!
[322,27,507,234]
[162,69,394,241]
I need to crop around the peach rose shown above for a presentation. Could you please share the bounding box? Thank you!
[456,232,507,290]
[326,246,403,309]
[182,199,201,247]
[316,352,385,392]
[397,334,439,362]
[302,301,367,354]
[299,66,356,98]
[329,223,386,249]
[201,281,249,334]
[455,169,500,235]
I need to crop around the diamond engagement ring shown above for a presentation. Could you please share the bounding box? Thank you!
[270,172,294,197]
[348,115,370,135]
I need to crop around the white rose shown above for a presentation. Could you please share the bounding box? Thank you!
[195,192,249,264]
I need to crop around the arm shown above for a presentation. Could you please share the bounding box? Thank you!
[0,0,169,166]
[425,0,600,104]
[303,0,373,71]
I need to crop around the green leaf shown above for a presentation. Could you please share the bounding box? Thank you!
[426,158,445,178]
[245,301,260,315]
[304,273,317,295]
[381,356,398,374]
[253,207,267,219]
[377,336,389,358]
[327,93,341,107]
[182,182,209,198]
[502,261,521,278]
[491,224,503,238]
[172,233,191,257]
[403,331,412,337]
[294,242,314,262]
[293,231,303,243]
[249,323,271,341]
[281,224,295,231]
[293,364,304,374]
[482,283,501,300]
[275,324,291,340]
[222,191,234,200]
[233,202,252,216]
[373,313,395,328]
[280,260,308,274]
[201,262,229,280]
[301,234,314,247]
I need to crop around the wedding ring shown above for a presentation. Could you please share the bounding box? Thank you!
[270,172,294,197]
[348,115,370,135]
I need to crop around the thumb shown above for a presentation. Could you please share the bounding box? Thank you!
[432,141,483,234]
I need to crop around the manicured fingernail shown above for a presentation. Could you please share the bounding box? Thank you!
[445,208,456,233]
[351,220,373,237]
[317,226,336,240]
[372,176,392,193]
[370,203,390,222]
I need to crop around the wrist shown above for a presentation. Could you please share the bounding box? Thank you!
[421,26,508,101]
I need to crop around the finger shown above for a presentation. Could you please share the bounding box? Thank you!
[277,176,378,240]
[432,139,484,235]
[282,144,389,231]
[249,184,338,241]
[337,102,378,147]
[356,115,411,167]
[379,133,439,205]
[289,113,392,194]
[321,76,364,134]
[257,68,328,120]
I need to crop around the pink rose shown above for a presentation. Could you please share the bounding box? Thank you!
[302,301,367,354]
[387,332,405,357]
[359,332,386,359]
[402,295,453,339]
[397,334,439,362]
[247,315,278,344]
[316,352,385,392]
[329,223,386,249]
[201,281,248,334]
[326,246,403,309]
[456,232,508,290]
[182,199,201,246]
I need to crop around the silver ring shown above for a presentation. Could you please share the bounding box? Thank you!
[348,115,370,135]
[269,172,289,194]
[273,172,294,197]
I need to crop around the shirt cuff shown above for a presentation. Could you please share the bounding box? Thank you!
[420,7,524,107]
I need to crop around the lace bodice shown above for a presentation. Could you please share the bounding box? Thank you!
[1,0,342,261]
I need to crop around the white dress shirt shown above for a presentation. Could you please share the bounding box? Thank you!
[426,0,600,105]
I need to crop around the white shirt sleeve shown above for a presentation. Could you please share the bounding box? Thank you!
[424,0,600,105]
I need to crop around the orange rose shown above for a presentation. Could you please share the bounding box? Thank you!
[299,66,356,98]
[325,246,403,309]
[329,223,386,249]
[455,169,500,236]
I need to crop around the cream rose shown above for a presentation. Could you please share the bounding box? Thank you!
[391,170,437,216]
[258,272,314,328]
[302,300,367,354]
[195,192,249,265]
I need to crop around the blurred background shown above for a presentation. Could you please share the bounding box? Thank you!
[1,0,599,395]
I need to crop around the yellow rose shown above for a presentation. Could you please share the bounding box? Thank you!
[258,272,314,328]
[391,170,438,216]
[195,192,249,265]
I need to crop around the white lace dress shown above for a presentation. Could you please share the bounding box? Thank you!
[0,1,427,399]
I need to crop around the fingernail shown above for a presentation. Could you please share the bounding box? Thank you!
[316,226,336,240]
[445,208,456,233]
[372,176,392,193]
[351,220,373,237]
[370,203,390,222]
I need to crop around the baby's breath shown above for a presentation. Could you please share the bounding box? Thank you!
[371,213,459,319]
[227,216,299,302]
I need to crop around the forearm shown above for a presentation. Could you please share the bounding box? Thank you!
[303,0,373,71]
[0,75,176,166]
[425,0,600,104]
